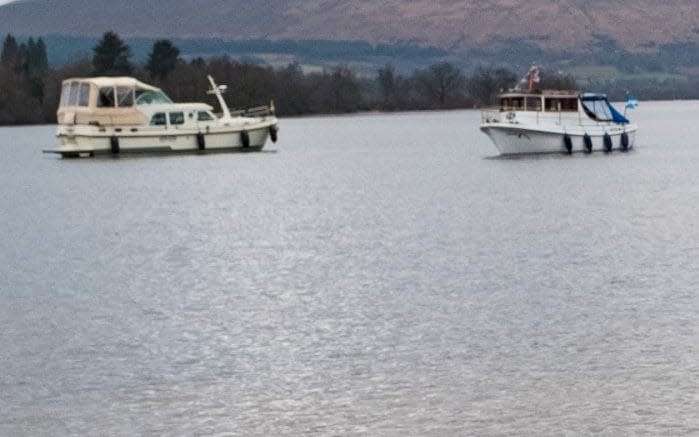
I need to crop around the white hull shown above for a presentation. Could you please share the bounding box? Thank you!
[480,123,637,155]
[51,120,277,158]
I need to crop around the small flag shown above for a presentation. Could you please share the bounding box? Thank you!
[518,63,540,91]
[625,95,639,109]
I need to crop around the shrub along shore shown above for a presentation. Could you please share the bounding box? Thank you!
[1,31,581,126]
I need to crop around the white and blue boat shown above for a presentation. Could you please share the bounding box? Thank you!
[480,90,638,155]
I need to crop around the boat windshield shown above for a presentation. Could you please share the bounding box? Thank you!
[135,89,173,105]
[580,94,629,124]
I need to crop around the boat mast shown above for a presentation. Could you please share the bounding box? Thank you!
[207,75,232,120]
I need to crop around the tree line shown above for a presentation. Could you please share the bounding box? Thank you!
[0,32,578,126]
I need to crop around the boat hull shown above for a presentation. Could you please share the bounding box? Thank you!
[50,119,278,158]
[480,123,637,155]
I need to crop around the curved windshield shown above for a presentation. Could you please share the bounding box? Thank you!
[135,89,173,105]
[580,94,629,124]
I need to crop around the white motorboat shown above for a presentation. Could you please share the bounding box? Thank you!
[46,75,279,158]
[480,68,637,155]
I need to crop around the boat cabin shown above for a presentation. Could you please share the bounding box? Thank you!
[498,90,629,124]
[57,77,175,126]
[499,90,579,113]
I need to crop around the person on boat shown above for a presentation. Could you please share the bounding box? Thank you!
[518,63,540,92]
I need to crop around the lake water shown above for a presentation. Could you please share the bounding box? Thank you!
[1,104,698,435]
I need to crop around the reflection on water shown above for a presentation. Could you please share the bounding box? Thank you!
[1,105,698,435]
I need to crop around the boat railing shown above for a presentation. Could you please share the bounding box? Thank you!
[228,105,275,117]
[481,109,501,124]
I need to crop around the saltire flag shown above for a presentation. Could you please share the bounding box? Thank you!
[625,95,639,109]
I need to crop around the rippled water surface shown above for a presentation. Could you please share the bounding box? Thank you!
[1,104,698,435]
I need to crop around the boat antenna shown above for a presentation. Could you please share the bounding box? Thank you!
[207,75,232,119]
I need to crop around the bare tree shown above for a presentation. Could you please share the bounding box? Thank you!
[466,67,517,107]
[413,62,466,108]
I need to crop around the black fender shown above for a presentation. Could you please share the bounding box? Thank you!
[196,132,205,150]
[269,125,278,143]
[603,133,612,152]
[241,131,250,148]
[110,136,120,154]
[563,133,573,154]
[583,134,592,153]
[621,132,629,151]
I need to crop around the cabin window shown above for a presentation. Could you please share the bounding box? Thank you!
[68,81,80,106]
[78,83,91,107]
[562,98,578,111]
[97,87,115,108]
[526,97,542,111]
[545,98,578,112]
[197,111,214,121]
[169,112,185,125]
[501,97,524,111]
[60,83,71,107]
[117,87,134,107]
[150,113,166,126]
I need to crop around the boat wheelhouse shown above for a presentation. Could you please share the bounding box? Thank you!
[47,76,279,157]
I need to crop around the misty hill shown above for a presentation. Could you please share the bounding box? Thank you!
[1,0,699,53]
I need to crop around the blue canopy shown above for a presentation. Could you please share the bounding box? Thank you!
[580,93,629,124]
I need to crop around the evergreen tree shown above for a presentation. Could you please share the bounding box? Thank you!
[1,34,22,72]
[30,37,49,77]
[146,39,180,81]
[377,64,396,109]
[20,37,34,74]
[92,31,132,76]
[19,37,48,100]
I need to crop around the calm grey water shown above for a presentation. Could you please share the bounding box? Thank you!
[1,104,698,435]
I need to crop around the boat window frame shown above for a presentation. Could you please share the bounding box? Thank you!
[169,111,185,126]
[60,82,71,107]
[544,97,578,112]
[68,81,80,106]
[197,111,215,121]
[97,87,116,108]
[78,83,91,107]
[116,86,134,108]
[500,97,524,111]
[580,95,628,123]
[525,96,542,112]
[150,112,167,126]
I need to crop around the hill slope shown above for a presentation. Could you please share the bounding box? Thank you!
[1,0,698,52]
